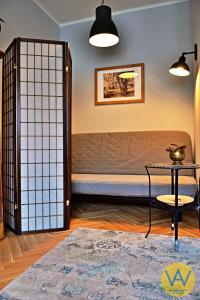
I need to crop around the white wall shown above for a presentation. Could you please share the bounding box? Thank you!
[0,0,195,141]
[192,0,200,166]
[0,0,60,147]
[0,0,59,49]
[0,0,60,123]
[61,1,194,140]
[0,0,60,138]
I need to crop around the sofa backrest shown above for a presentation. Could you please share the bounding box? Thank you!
[72,131,194,175]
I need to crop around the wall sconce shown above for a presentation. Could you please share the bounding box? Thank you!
[89,0,119,48]
[169,44,198,76]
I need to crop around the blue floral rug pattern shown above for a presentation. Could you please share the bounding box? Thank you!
[1,228,200,299]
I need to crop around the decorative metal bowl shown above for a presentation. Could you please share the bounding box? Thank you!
[166,144,186,165]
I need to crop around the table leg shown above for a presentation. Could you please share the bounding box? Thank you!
[171,169,174,229]
[145,205,151,238]
[175,169,179,252]
[171,169,174,194]
[145,166,152,238]
[174,169,183,222]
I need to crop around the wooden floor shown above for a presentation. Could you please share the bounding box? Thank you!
[0,200,200,289]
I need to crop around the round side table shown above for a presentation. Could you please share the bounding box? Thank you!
[145,163,200,252]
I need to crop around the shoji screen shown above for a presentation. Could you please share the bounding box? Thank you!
[2,38,71,234]
[2,41,16,231]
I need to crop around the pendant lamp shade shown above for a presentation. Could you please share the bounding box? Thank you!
[89,5,119,47]
[169,55,190,77]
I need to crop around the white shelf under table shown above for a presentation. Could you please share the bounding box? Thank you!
[156,194,194,206]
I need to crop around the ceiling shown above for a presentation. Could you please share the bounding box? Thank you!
[33,0,187,25]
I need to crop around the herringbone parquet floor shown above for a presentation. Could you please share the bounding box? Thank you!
[0,200,200,289]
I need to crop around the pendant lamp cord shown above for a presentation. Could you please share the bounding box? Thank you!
[101,0,105,5]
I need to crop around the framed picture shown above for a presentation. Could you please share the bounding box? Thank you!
[95,63,144,105]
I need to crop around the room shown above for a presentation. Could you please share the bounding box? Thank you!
[0,0,200,298]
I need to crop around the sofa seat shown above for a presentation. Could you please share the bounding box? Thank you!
[72,174,197,198]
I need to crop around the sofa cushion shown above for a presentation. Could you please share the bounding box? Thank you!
[72,174,197,197]
[72,131,193,176]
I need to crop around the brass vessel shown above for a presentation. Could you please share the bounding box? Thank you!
[166,144,186,165]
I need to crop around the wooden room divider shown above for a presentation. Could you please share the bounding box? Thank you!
[2,38,72,234]
[0,52,4,239]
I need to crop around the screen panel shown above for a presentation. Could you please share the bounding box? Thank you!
[19,40,65,232]
[2,41,16,231]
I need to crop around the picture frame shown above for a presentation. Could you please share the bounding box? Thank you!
[95,63,145,105]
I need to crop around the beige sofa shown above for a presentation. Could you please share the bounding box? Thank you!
[72,131,197,198]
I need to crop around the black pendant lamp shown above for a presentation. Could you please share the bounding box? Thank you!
[169,44,198,77]
[89,0,119,47]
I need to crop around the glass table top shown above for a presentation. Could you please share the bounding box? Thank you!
[145,162,200,170]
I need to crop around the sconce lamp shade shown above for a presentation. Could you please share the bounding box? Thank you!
[89,5,119,47]
[118,71,138,79]
[169,55,190,77]
[169,44,197,77]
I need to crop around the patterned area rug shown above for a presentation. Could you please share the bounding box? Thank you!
[1,228,200,300]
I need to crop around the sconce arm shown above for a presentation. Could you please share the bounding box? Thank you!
[182,44,197,61]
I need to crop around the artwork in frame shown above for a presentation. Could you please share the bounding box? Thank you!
[95,63,145,105]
